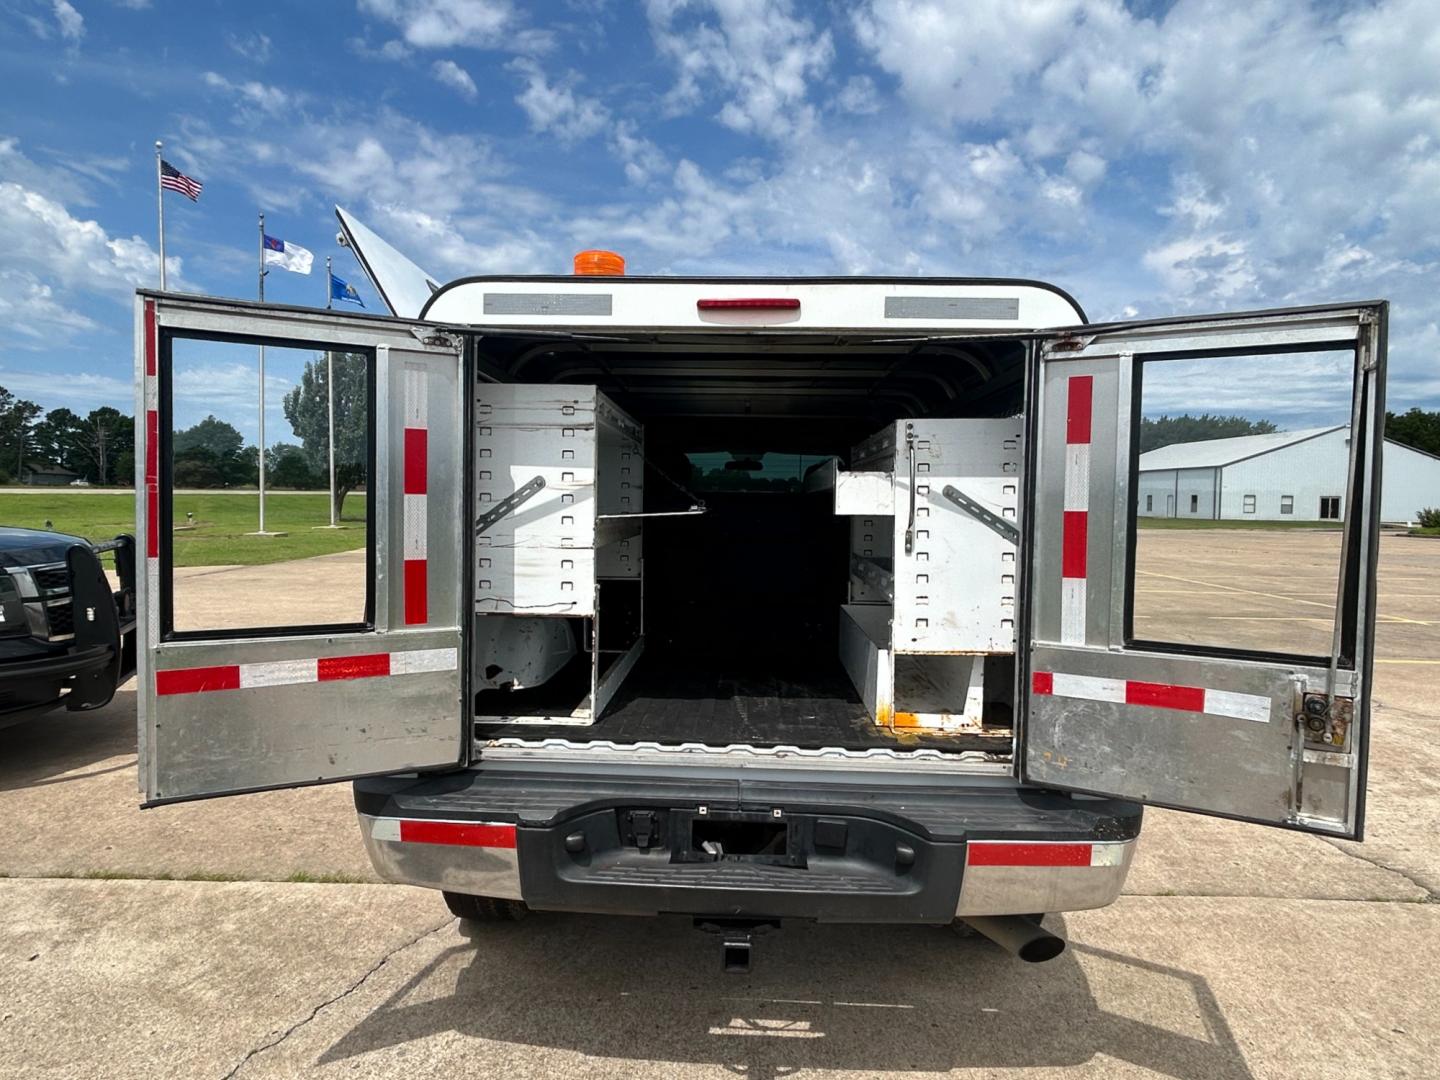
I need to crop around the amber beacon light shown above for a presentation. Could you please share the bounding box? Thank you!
[573,249,626,276]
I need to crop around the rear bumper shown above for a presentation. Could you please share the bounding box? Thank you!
[354,766,1141,922]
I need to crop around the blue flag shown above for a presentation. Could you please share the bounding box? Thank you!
[330,273,365,308]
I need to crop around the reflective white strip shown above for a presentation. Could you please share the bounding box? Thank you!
[404,364,427,428]
[239,658,319,689]
[1203,688,1273,724]
[391,647,458,675]
[1063,444,1090,512]
[1051,672,1126,703]
[146,558,160,647]
[1060,578,1086,645]
[1089,842,1128,867]
[370,818,402,842]
[403,493,428,559]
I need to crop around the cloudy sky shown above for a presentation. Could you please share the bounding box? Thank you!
[1,0,1436,437]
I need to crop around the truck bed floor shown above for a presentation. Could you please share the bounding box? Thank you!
[474,653,1004,753]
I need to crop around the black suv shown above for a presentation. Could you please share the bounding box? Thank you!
[0,526,136,728]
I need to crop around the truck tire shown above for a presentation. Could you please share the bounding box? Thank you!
[442,891,529,923]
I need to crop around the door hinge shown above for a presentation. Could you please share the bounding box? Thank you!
[412,327,462,350]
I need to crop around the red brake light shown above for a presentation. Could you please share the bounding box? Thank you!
[696,298,801,311]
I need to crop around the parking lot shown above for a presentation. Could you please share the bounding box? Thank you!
[1,529,1437,1079]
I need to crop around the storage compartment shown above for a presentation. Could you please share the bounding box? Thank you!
[469,333,1025,762]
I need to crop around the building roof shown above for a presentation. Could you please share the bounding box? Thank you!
[1138,426,1343,472]
[20,462,79,477]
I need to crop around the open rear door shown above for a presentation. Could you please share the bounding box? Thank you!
[136,293,466,803]
[1023,303,1385,838]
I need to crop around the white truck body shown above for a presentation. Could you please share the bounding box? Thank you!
[133,215,1386,955]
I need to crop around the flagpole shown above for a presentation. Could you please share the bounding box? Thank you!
[257,211,269,536]
[155,141,166,290]
[325,255,337,527]
[326,350,338,527]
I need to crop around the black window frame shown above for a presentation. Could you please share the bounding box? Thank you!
[1124,340,1365,670]
[158,327,378,642]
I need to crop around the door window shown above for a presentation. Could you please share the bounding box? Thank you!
[1132,347,1355,659]
[163,333,373,636]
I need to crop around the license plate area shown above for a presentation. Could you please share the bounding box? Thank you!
[619,808,806,868]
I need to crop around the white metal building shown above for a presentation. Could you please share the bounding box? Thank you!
[1137,426,1440,524]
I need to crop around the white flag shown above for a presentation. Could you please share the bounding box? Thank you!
[262,235,314,275]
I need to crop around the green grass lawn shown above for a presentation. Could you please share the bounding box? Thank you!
[1137,517,1343,530]
[0,491,367,567]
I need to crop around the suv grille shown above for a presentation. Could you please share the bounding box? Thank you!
[45,599,75,638]
[31,565,70,593]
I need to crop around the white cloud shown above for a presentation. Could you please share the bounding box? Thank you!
[0,269,101,343]
[357,0,548,51]
[0,367,131,411]
[347,36,413,61]
[0,137,93,205]
[510,58,608,141]
[202,72,291,114]
[431,58,478,100]
[170,360,298,444]
[52,0,84,41]
[836,75,880,115]
[227,31,273,63]
[646,0,834,139]
[610,120,668,185]
[0,181,184,296]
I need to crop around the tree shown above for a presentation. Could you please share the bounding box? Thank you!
[0,386,44,478]
[76,407,134,486]
[1139,413,1279,453]
[267,443,322,489]
[1385,408,1440,458]
[174,415,244,460]
[283,352,368,518]
[32,408,86,475]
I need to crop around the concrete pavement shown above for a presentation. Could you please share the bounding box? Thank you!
[1,879,1436,1080]
[0,529,1437,1077]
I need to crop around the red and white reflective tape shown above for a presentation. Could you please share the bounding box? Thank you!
[1032,670,1271,723]
[402,362,429,625]
[370,817,517,849]
[142,298,161,646]
[1060,374,1091,644]
[156,646,456,696]
[967,839,1128,868]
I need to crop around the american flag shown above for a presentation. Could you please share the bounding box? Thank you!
[160,159,203,201]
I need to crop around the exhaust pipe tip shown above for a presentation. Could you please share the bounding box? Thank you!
[1014,932,1066,964]
[961,915,1066,963]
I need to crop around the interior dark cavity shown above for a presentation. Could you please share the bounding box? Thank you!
[471,333,1025,753]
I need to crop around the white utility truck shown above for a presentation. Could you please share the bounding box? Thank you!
[134,210,1385,966]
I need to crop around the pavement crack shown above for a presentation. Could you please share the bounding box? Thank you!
[1317,837,1439,903]
[218,916,453,1080]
